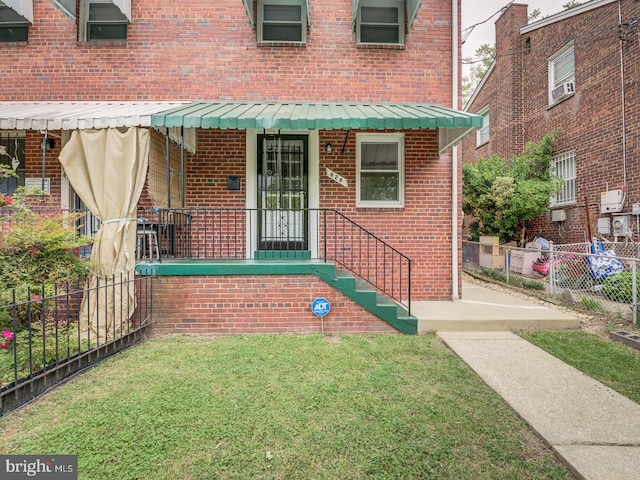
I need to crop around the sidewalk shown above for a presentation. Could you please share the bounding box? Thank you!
[414,281,580,333]
[438,329,640,479]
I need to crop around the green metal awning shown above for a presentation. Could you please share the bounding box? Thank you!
[151,101,481,154]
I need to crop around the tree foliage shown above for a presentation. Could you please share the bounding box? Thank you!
[462,131,561,243]
[462,43,495,106]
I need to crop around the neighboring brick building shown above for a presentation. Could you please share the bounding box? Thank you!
[0,0,479,334]
[462,0,640,245]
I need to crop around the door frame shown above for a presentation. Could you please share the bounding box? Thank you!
[246,129,319,259]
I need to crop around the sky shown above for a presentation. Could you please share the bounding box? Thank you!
[461,0,568,71]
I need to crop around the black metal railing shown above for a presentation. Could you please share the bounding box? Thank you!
[0,273,152,416]
[136,208,412,313]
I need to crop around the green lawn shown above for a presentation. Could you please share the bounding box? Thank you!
[523,330,640,404]
[0,335,570,479]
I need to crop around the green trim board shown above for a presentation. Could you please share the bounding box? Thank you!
[135,259,417,334]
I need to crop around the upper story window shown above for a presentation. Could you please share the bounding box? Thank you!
[356,133,405,208]
[550,151,576,206]
[0,5,29,42]
[80,0,128,41]
[476,109,490,147]
[355,0,404,45]
[258,0,307,43]
[549,43,575,105]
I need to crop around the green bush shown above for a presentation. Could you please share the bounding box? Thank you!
[0,189,92,331]
[602,273,634,304]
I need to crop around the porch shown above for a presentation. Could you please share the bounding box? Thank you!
[133,207,417,335]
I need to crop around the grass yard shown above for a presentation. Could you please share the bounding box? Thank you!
[0,334,571,479]
[523,330,640,404]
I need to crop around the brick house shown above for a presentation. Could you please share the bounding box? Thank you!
[462,0,640,245]
[0,0,479,335]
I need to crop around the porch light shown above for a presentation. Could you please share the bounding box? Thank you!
[325,143,332,154]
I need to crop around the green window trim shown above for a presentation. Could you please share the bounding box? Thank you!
[257,0,307,44]
[79,0,128,41]
[354,0,405,46]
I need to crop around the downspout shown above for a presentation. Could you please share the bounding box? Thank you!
[451,0,459,299]
[618,0,628,188]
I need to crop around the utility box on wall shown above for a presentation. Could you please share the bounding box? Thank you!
[551,209,566,222]
[601,190,624,213]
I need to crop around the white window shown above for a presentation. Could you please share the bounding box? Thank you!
[355,0,404,45]
[476,109,490,146]
[549,43,575,105]
[0,5,29,42]
[550,151,576,206]
[356,133,404,208]
[80,0,128,41]
[0,131,25,196]
[258,0,306,43]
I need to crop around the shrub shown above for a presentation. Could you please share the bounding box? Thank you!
[602,273,634,304]
[0,188,92,330]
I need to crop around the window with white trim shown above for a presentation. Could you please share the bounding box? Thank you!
[356,0,404,45]
[80,0,128,41]
[356,133,404,208]
[476,109,490,146]
[550,151,576,206]
[548,43,575,105]
[0,5,29,42]
[258,0,306,43]
[0,131,26,196]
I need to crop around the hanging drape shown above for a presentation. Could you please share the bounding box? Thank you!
[59,127,150,342]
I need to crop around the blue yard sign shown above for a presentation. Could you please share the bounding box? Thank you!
[311,297,331,317]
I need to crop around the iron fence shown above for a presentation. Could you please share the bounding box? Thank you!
[136,207,412,313]
[462,240,640,323]
[0,273,152,416]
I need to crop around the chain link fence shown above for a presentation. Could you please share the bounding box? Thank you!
[462,239,640,323]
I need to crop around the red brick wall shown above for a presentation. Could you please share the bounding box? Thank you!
[462,0,640,245]
[2,0,456,105]
[3,0,463,301]
[151,275,399,335]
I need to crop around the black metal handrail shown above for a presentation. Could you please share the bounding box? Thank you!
[136,208,412,313]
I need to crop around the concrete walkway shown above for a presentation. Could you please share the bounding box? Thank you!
[438,331,640,480]
[424,281,640,479]
[414,281,580,333]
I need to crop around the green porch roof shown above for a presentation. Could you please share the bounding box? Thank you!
[151,101,481,154]
[151,101,481,131]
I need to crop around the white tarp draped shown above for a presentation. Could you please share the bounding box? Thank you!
[59,127,149,342]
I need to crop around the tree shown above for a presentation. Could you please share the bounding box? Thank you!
[462,131,562,243]
[462,43,495,105]
[562,1,582,9]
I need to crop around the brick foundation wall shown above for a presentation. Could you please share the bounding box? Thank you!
[151,275,399,335]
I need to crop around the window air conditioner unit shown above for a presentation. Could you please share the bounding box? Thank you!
[551,82,575,102]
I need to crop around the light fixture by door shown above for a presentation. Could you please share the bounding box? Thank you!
[325,143,332,154]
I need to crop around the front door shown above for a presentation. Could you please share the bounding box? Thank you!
[257,134,308,252]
